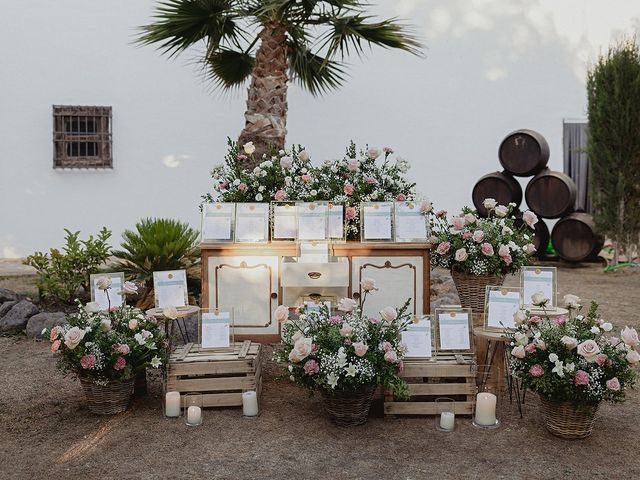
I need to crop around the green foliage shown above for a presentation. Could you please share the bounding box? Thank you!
[587,37,640,258]
[112,218,200,307]
[24,228,112,305]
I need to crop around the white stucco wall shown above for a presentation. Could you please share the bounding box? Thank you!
[1,0,638,257]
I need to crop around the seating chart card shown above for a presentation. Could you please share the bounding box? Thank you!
[153,270,188,308]
[361,202,394,241]
[435,308,473,353]
[297,202,328,240]
[235,203,269,243]
[272,203,297,240]
[200,310,232,349]
[401,316,434,359]
[201,203,235,241]
[521,266,556,308]
[90,272,125,311]
[485,286,521,331]
[327,203,345,240]
[395,201,428,242]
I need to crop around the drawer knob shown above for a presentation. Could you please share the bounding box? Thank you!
[270,292,278,299]
[307,271,322,279]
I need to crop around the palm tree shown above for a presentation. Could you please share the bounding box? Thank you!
[139,1,422,163]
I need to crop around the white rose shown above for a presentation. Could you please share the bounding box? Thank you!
[280,156,293,169]
[163,306,178,320]
[548,353,559,363]
[243,142,255,155]
[121,281,138,295]
[464,213,476,225]
[483,198,497,210]
[288,337,313,363]
[494,205,508,217]
[367,147,381,159]
[514,332,528,346]
[233,179,240,186]
[360,277,377,292]
[255,193,263,201]
[258,185,265,192]
[590,326,600,334]
[129,318,139,330]
[502,226,513,235]
[498,244,510,257]
[531,292,548,306]
[85,302,101,313]
[472,230,484,242]
[64,326,85,350]
[297,149,310,162]
[337,298,357,312]
[274,305,289,322]
[340,323,354,337]
[100,319,112,332]
[347,159,359,172]
[577,339,600,362]
[454,248,468,262]
[524,243,537,255]
[560,336,578,350]
[626,349,640,365]
[380,307,398,323]
[96,276,112,291]
[563,294,581,310]
[513,310,527,326]
[602,322,613,332]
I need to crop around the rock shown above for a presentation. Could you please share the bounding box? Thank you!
[0,300,18,318]
[26,312,67,339]
[0,300,40,333]
[0,288,18,303]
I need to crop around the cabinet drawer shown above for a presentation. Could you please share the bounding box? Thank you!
[281,262,349,287]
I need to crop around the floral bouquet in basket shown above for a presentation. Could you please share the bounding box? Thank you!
[507,294,638,406]
[430,199,538,276]
[274,280,411,398]
[43,279,167,384]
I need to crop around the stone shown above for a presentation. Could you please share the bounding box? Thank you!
[26,311,67,339]
[0,300,40,333]
[0,288,18,303]
[0,300,18,318]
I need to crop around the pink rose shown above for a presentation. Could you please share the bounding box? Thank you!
[472,230,484,242]
[64,326,85,350]
[238,183,248,192]
[525,343,537,353]
[280,156,293,169]
[511,346,526,359]
[561,336,578,349]
[574,370,590,386]
[329,315,342,325]
[80,354,96,370]
[498,244,510,257]
[606,377,621,391]
[554,315,568,326]
[481,243,494,256]
[536,340,547,351]
[529,364,544,377]
[501,254,513,266]
[369,317,381,325]
[337,298,357,312]
[609,336,620,347]
[303,360,319,376]
[365,176,377,185]
[528,315,541,325]
[395,193,406,202]
[462,232,473,240]
[347,159,359,172]
[113,356,126,371]
[626,349,640,365]
[436,242,451,255]
[381,307,397,322]
[343,184,354,195]
[367,147,381,159]
[384,350,398,363]
[436,210,447,218]
[621,327,639,348]
[274,305,289,322]
[577,339,600,362]
[353,342,369,357]
[420,201,432,213]
[51,340,61,353]
[524,243,537,255]
[113,343,130,355]
[454,248,468,262]
[345,207,357,220]
[361,277,377,292]
[301,174,312,183]
[274,190,286,201]
[49,326,62,342]
[595,353,608,366]
[383,146,394,155]
[452,216,465,231]
[523,210,538,227]
[289,337,313,363]
[219,182,229,190]
[382,341,393,353]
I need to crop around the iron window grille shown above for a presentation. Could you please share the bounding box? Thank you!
[53,105,112,168]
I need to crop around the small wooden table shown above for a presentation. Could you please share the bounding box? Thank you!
[146,305,200,346]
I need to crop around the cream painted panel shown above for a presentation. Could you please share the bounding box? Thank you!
[208,256,279,335]
[351,256,423,318]
[281,261,349,287]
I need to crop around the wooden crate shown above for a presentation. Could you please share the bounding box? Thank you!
[384,354,476,416]
[166,340,262,409]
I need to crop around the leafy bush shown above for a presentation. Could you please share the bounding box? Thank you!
[24,228,112,305]
[112,218,200,309]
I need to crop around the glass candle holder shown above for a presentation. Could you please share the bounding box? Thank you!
[184,393,203,426]
[435,397,456,432]
[473,365,502,429]
[242,389,259,418]
[164,391,181,418]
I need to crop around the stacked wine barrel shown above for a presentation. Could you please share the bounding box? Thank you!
[471,129,603,263]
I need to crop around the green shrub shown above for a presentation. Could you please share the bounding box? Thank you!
[112,218,200,309]
[24,228,112,304]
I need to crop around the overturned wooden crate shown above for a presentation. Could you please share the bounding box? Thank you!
[384,354,476,416]
[166,341,262,408]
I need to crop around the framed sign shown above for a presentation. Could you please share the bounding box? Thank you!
[484,286,522,331]
[199,309,233,350]
[235,203,269,243]
[271,202,297,241]
[303,296,334,314]
[153,270,188,309]
[201,202,235,242]
[296,202,328,241]
[90,272,125,311]
[401,315,435,359]
[521,266,557,309]
[327,202,345,241]
[360,202,394,242]
[394,201,429,242]
[435,307,473,354]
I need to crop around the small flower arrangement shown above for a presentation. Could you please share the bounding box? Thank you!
[274,279,411,397]
[507,294,638,406]
[43,279,167,384]
[430,199,537,276]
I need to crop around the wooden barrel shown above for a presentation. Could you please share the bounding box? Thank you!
[551,212,604,262]
[472,171,522,217]
[514,213,549,259]
[525,169,577,219]
[499,129,550,177]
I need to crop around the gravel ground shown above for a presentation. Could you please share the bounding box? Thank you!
[1,264,639,480]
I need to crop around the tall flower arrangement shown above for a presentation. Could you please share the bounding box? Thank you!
[430,199,538,276]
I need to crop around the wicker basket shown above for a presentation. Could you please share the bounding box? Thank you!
[450,270,505,314]
[80,377,135,415]
[539,395,600,439]
[321,385,376,427]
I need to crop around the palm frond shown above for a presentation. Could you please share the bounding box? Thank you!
[206,49,256,89]
[288,40,347,95]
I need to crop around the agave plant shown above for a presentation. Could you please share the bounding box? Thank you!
[112,218,200,309]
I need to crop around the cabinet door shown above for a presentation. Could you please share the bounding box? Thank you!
[351,256,423,318]
[207,256,279,335]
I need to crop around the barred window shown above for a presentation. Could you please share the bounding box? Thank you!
[53,105,112,168]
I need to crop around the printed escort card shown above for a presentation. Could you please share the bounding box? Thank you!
[436,308,473,353]
[235,203,269,242]
[485,286,521,330]
[153,270,188,308]
[394,201,428,242]
[327,203,345,240]
[200,310,232,349]
[201,203,235,241]
[297,202,328,240]
[401,316,434,359]
[361,202,394,241]
[90,272,125,311]
[521,266,556,308]
[272,203,297,240]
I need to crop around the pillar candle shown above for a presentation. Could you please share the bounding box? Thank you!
[165,391,181,417]
[475,392,497,426]
[242,390,259,417]
[439,411,455,431]
[187,405,202,425]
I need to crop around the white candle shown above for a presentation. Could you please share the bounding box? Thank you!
[165,391,181,417]
[187,405,202,425]
[242,390,259,417]
[439,411,455,431]
[475,392,497,426]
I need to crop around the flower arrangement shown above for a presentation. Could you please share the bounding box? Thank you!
[507,294,638,406]
[43,278,167,384]
[430,199,538,276]
[202,139,429,240]
[274,279,411,397]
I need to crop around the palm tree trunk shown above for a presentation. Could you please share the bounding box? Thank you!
[238,24,288,168]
